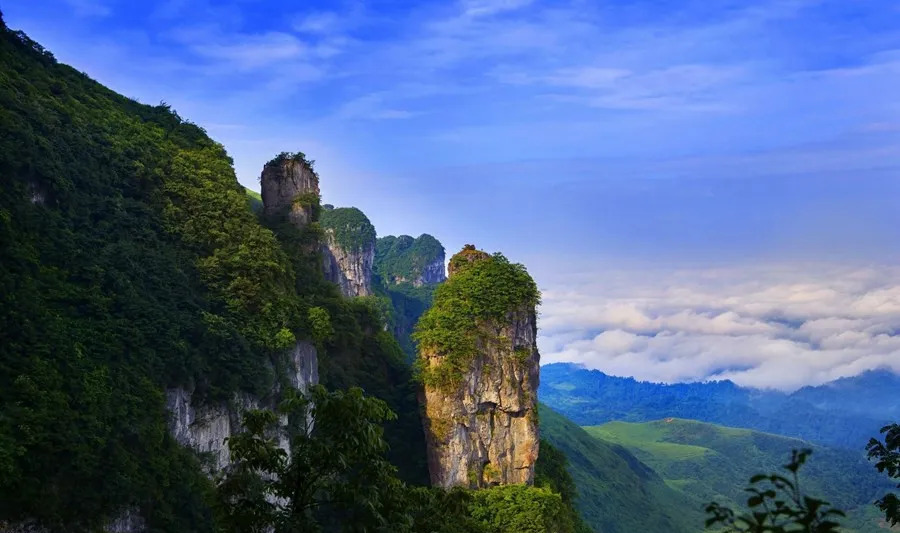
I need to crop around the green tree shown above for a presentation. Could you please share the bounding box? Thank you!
[469,485,574,533]
[216,385,406,532]
[866,423,900,527]
[705,449,845,533]
[306,306,334,344]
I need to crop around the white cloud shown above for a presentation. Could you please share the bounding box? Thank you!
[538,264,900,391]
[187,31,308,69]
[334,93,418,121]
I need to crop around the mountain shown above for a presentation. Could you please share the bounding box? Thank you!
[539,405,704,533]
[0,18,595,533]
[373,233,447,361]
[375,234,446,286]
[791,369,900,419]
[319,206,376,297]
[0,18,426,529]
[586,419,894,533]
[540,363,896,449]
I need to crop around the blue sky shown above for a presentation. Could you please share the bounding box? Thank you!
[5,0,900,386]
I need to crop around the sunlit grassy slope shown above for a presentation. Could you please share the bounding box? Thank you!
[586,418,894,533]
[539,405,704,533]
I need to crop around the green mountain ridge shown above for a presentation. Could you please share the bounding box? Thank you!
[373,233,446,361]
[586,418,894,533]
[0,16,426,528]
[539,405,704,533]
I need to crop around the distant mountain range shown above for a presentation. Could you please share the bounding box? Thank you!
[540,363,900,449]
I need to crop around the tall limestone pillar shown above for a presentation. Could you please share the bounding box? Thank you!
[417,245,541,488]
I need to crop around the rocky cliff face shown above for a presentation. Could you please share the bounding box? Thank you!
[421,311,540,488]
[1,344,318,533]
[417,246,541,489]
[166,341,318,472]
[416,256,446,286]
[322,235,374,297]
[320,207,376,297]
[260,153,319,227]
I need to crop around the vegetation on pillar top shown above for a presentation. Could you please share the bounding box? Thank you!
[447,244,490,276]
[319,207,376,253]
[414,245,540,389]
[265,151,318,175]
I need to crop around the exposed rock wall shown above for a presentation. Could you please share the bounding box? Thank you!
[166,341,318,472]
[322,233,374,297]
[416,256,446,286]
[260,155,319,227]
[421,309,540,488]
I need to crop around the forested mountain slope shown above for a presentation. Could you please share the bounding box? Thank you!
[539,405,704,533]
[0,17,600,533]
[587,419,894,533]
[0,15,425,529]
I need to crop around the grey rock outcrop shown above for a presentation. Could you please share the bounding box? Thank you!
[319,207,376,298]
[416,256,446,286]
[322,234,374,297]
[1,508,146,533]
[166,341,318,472]
[260,154,319,228]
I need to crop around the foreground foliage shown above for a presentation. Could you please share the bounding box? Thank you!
[217,387,589,533]
[867,423,900,527]
[706,449,845,533]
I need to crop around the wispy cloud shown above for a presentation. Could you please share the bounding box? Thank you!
[334,93,419,121]
[183,30,309,69]
[293,11,342,34]
[63,0,111,17]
